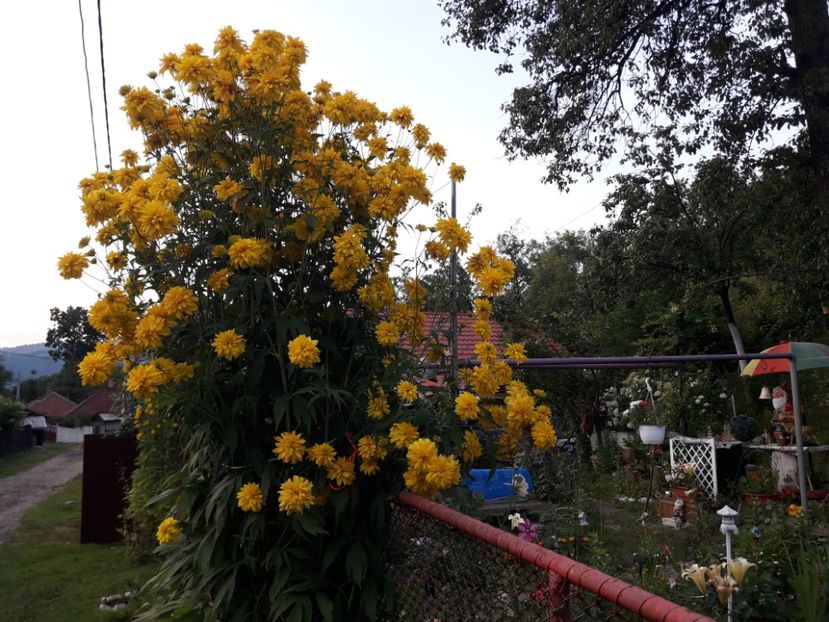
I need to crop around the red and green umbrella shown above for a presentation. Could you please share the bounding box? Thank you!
[741,341,829,376]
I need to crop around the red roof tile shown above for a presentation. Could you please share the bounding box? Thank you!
[414,311,505,360]
[25,391,77,419]
[66,387,117,418]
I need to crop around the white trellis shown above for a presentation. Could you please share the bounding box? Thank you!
[669,436,718,498]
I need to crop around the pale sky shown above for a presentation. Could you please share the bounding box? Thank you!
[0,0,611,347]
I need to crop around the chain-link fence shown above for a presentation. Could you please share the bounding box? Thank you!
[387,492,713,622]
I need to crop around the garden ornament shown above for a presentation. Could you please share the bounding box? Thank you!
[511,473,529,497]
[577,511,588,527]
[672,498,685,524]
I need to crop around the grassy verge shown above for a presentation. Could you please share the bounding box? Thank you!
[0,443,76,479]
[0,476,160,622]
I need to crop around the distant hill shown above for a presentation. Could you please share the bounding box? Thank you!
[0,343,63,379]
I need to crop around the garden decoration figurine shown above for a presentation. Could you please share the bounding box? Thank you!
[58,26,560,621]
[672,497,685,525]
[718,505,739,622]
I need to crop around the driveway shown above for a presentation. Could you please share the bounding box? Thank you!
[0,444,84,543]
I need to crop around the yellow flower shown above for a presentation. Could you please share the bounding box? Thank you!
[728,558,756,584]
[307,443,336,468]
[126,363,165,400]
[389,422,419,449]
[426,142,447,163]
[681,564,708,595]
[366,386,390,420]
[504,342,528,364]
[448,163,466,183]
[396,381,418,404]
[360,460,380,475]
[406,438,438,471]
[389,106,413,127]
[455,392,480,421]
[474,341,498,364]
[213,329,245,360]
[424,240,450,261]
[77,350,116,386]
[136,200,179,240]
[160,286,198,320]
[237,482,265,512]
[207,269,231,292]
[273,431,306,463]
[227,237,270,269]
[531,418,558,450]
[214,177,243,201]
[57,252,89,279]
[156,517,181,544]
[787,504,803,517]
[106,251,127,271]
[434,218,471,254]
[327,457,356,487]
[287,334,320,368]
[375,320,399,346]
[135,312,172,350]
[425,455,461,489]
[357,435,387,462]
[462,430,482,462]
[278,476,314,514]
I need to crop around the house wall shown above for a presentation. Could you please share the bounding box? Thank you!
[53,425,95,443]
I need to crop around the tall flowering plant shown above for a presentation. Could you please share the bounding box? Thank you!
[59,27,557,620]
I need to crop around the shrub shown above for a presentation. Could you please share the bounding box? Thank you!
[59,27,558,621]
[0,396,25,430]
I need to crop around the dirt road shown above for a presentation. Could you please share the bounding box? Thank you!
[0,444,84,543]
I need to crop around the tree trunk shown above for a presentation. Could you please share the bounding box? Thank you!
[717,285,747,372]
[783,0,829,212]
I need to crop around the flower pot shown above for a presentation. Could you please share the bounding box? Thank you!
[741,492,781,505]
[671,486,697,500]
[638,425,666,445]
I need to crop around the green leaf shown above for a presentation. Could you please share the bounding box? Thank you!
[295,511,328,536]
[273,394,291,430]
[314,592,334,622]
[345,541,367,586]
[360,578,378,620]
[321,537,350,573]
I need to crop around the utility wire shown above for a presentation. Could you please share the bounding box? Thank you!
[78,0,99,172]
[97,0,113,169]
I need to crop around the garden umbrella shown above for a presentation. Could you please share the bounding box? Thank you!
[740,341,829,512]
[740,341,829,376]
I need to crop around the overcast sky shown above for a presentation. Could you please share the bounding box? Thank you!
[0,0,612,347]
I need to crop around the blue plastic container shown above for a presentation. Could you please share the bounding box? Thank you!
[462,468,534,500]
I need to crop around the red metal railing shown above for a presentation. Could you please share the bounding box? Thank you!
[390,491,713,622]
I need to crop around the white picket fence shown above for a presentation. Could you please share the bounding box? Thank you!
[52,425,94,443]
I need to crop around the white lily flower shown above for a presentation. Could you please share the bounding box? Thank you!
[728,558,756,584]
[507,512,523,530]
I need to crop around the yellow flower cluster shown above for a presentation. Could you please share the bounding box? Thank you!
[403,438,461,498]
[213,329,246,360]
[273,431,306,463]
[278,476,314,514]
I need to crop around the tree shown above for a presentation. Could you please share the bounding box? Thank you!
[441,0,829,207]
[45,306,102,362]
[421,263,475,311]
[0,357,12,397]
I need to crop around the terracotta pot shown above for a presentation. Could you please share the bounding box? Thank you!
[741,492,781,505]
[671,486,697,500]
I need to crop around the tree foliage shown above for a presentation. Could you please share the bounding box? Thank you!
[45,306,103,363]
[441,0,829,203]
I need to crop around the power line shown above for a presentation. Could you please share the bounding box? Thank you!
[78,0,99,171]
[553,201,604,233]
[97,0,113,169]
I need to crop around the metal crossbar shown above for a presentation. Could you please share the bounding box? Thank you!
[387,492,714,622]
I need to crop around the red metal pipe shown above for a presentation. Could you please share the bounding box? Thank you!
[397,491,715,622]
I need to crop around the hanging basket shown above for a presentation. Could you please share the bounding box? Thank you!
[638,424,666,445]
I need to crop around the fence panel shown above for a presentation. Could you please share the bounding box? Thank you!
[81,435,137,543]
[388,492,713,622]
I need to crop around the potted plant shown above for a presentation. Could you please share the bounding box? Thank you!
[635,378,666,445]
[740,467,780,504]
[665,460,699,500]
[730,415,759,443]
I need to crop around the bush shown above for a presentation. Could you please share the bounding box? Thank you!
[0,396,25,430]
[60,27,558,621]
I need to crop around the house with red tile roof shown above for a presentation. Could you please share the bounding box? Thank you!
[25,391,78,423]
[66,386,118,420]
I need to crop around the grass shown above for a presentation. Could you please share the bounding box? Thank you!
[0,443,76,479]
[0,476,160,622]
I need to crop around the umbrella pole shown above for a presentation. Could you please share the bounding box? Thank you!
[789,362,809,512]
